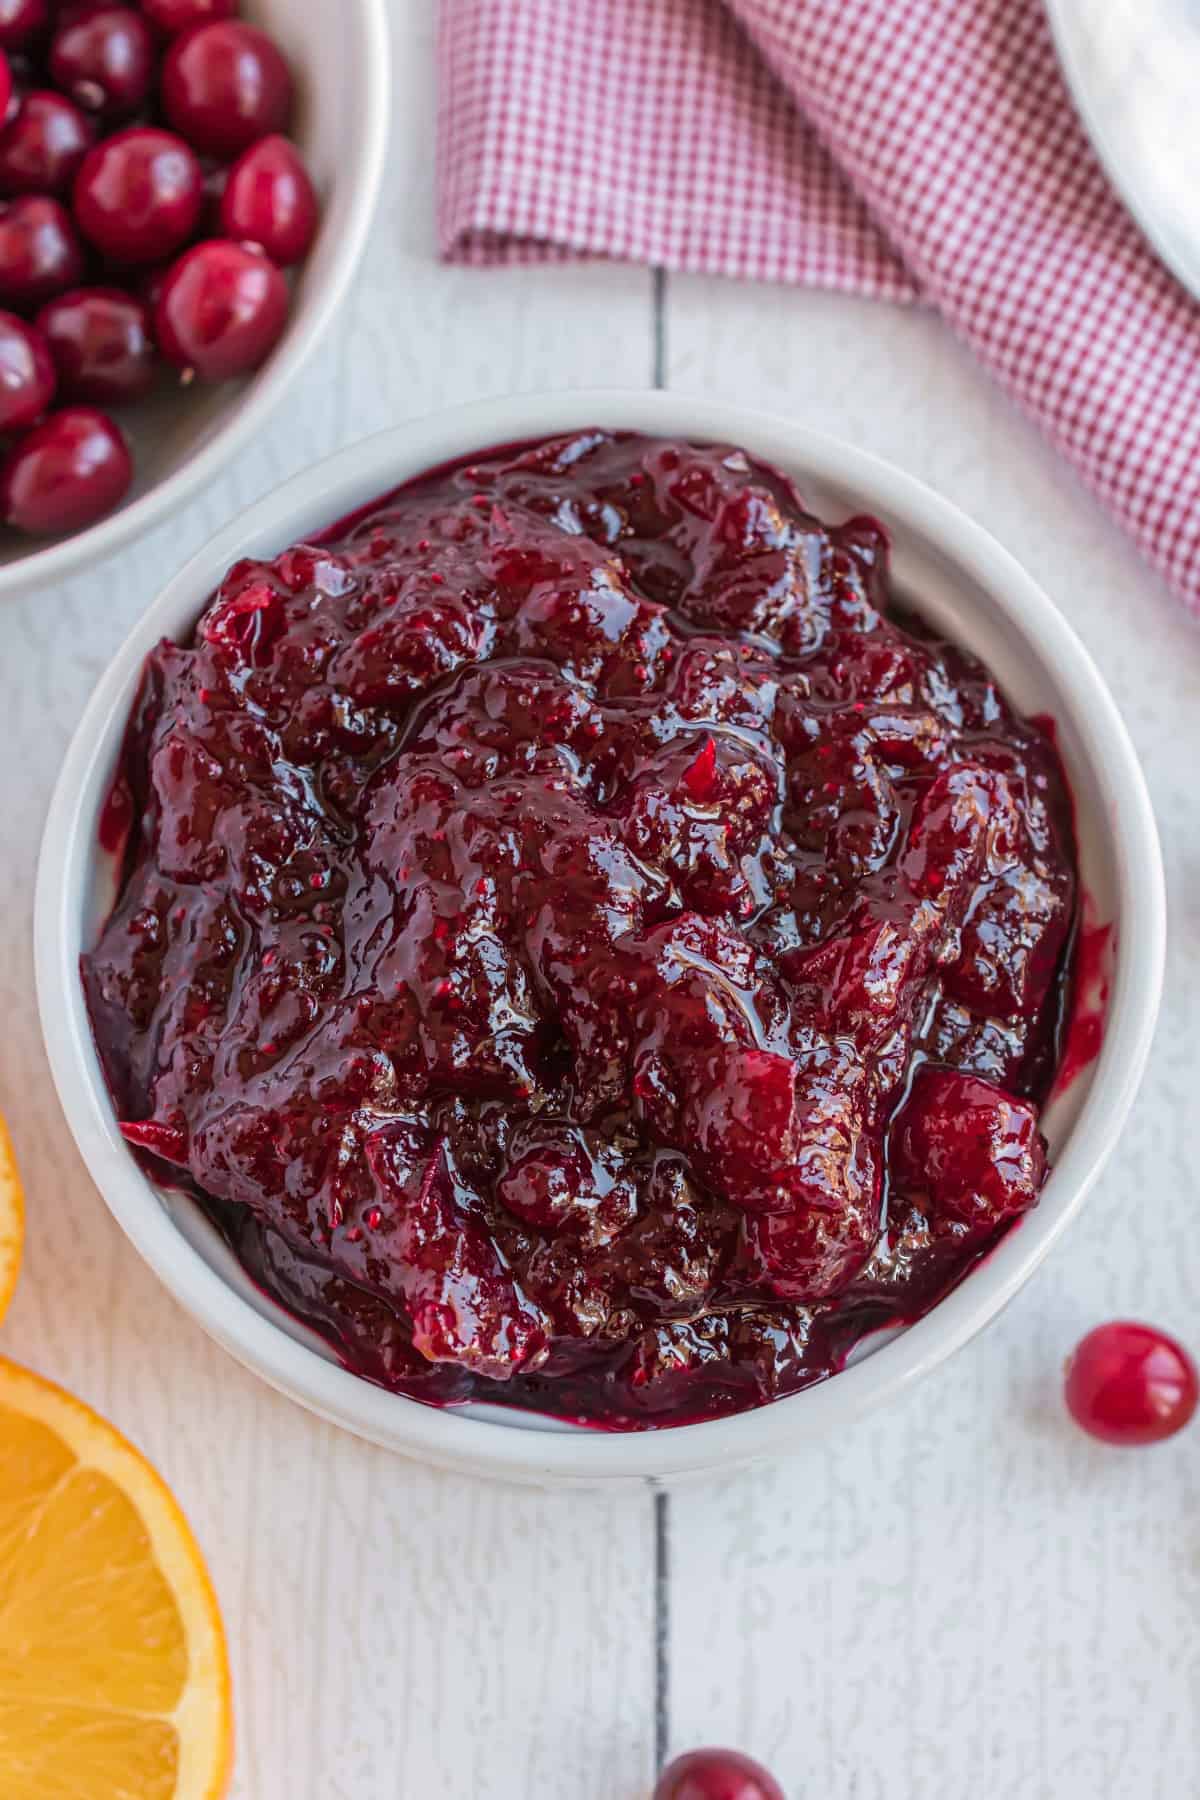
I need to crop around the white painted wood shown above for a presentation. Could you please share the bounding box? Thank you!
[3,0,1198,1790]
[664,278,1200,1799]
[0,5,656,1797]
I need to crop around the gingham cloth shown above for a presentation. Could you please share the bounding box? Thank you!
[438,0,1200,613]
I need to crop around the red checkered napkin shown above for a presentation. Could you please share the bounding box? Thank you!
[438,0,1200,613]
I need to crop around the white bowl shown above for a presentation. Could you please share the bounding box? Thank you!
[0,0,390,600]
[35,391,1166,1486]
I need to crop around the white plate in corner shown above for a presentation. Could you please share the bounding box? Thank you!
[1046,0,1200,301]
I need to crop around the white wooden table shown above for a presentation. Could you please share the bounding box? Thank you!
[4,7,1199,1796]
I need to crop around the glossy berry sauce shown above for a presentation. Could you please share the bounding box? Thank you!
[83,432,1080,1427]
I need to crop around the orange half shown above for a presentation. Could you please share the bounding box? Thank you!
[0,1113,25,1323]
[0,1357,232,1798]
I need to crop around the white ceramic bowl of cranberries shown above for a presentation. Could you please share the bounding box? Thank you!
[35,390,1166,1486]
[0,0,388,595]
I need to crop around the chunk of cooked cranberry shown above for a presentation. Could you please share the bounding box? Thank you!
[780,707,901,877]
[497,1124,638,1245]
[501,527,670,697]
[943,862,1073,1022]
[616,731,778,919]
[889,1066,1046,1236]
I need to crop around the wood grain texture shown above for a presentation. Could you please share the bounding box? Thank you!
[664,278,1200,1799]
[2,1,1197,1793]
[0,6,656,1798]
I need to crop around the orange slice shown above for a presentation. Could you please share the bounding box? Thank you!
[0,1113,25,1323]
[0,1357,232,1798]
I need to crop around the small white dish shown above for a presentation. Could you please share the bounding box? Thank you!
[0,0,390,600]
[35,391,1166,1486]
[1046,0,1200,304]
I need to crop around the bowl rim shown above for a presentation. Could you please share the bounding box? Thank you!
[0,0,391,603]
[34,389,1167,1483]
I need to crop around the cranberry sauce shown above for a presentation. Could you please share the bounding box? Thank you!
[82,432,1078,1426]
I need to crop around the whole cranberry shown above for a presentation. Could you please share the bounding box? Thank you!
[0,402,131,531]
[0,91,95,196]
[0,0,47,50]
[36,284,153,402]
[1065,1321,1199,1446]
[142,0,237,35]
[153,237,287,379]
[219,133,315,265]
[161,21,292,158]
[73,126,201,263]
[0,195,85,308]
[48,6,156,119]
[0,306,54,427]
[654,1749,786,1800]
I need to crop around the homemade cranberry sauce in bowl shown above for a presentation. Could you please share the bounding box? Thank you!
[38,396,1164,1481]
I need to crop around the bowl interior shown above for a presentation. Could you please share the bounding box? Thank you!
[39,394,1161,1477]
[0,0,385,592]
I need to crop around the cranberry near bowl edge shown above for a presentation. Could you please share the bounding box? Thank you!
[34,392,1166,1486]
[0,0,389,600]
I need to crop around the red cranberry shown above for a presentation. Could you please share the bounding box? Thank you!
[0,0,47,50]
[1065,1321,1199,1446]
[0,90,95,196]
[153,236,286,379]
[161,21,292,158]
[219,133,315,265]
[654,1749,786,1800]
[0,48,11,125]
[142,0,237,35]
[0,402,130,531]
[73,126,201,263]
[0,195,85,309]
[0,306,54,426]
[48,6,156,119]
[36,284,153,401]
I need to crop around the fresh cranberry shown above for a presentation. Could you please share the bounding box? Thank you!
[0,402,130,531]
[161,21,291,158]
[219,133,315,265]
[153,236,286,378]
[0,195,85,308]
[48,6,156,119]
[0,306,54,426]
[0,90,95,196]
[36,284,153,402]
[654,1748,786,1800]
[141,0,237,35]
[1065,1321,1199,1446]
[0,48,11,125]
[73,126,201,263]
[0,0,47,50]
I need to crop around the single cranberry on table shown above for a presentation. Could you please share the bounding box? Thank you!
[0,90,95,196]
[1065,1320,1199,1446]
[37,285,154,402]
[0,0,46,50]
[0,195,85,309]
[0,307,54,427]
[219,133,316,265]
[142,0,238,34]
[654,1748,786,1800]
[73,126,202,263]
[48,6,156,120]
[0,403,131,532]
[161,20,292,158]
[153,236,286,379]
